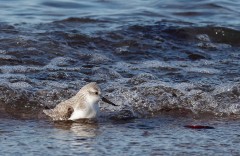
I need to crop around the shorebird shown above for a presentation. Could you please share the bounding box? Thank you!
[43,82,117,121]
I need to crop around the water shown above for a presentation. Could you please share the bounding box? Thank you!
[1,114,240,155]
[0,0,240,155]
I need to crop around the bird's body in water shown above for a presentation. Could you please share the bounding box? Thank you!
[43,82,117,121]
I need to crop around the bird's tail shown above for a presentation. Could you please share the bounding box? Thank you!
[43,109,53,116]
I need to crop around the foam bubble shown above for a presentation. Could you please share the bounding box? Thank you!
[196,34,211,42]
[0,50,7,54]
[0,54,17,60]
[128,73,157,85]
[46,57,77,67]
[8,82,32,89]
[43,81,69,89]
[91,67,122,81]
[184,67,220,74]
[141,60,178,70]
[89,53,111,64]
[0,65,40,73]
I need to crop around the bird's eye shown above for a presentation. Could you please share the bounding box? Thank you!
[95,92,98,95]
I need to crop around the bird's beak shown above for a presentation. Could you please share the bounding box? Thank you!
[101,97,118,106]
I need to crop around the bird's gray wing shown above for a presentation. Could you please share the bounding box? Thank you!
[43,98,75,121]
[62,106,74,120]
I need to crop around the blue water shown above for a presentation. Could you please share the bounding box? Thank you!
[1,0,240,27]
[1,114,240,155]
[0,0,240,155]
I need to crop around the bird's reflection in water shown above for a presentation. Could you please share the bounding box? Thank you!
[53,119,99,137]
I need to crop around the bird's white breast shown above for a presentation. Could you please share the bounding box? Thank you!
[69,102,99,121]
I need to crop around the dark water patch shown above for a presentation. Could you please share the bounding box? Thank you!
[41,1,91,9]
[187,53,207,61]
[0,24,18,34]
[54,17,108,23]
[163,26,240,46]
[173,11,211,17]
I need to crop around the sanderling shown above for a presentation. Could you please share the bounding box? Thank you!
[43,82,117,121]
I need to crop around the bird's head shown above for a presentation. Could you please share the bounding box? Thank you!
[80,82,118,106]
